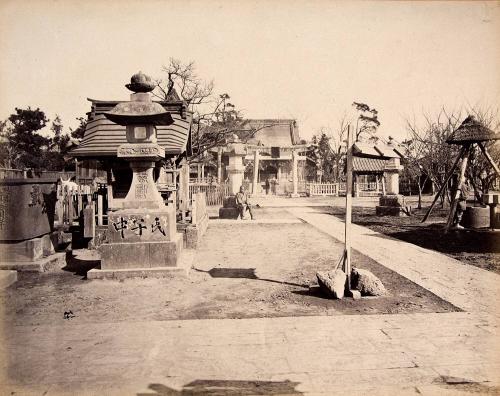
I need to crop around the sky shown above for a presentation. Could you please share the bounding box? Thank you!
[1,0,499,142]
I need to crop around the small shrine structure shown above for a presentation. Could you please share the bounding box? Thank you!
[352,139,404,196]
[206,119,308,197]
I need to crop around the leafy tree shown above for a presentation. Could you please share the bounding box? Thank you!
[2,107,50,169]
[70,117,88,141]
[352,101,380,141]
[44,115,73,171]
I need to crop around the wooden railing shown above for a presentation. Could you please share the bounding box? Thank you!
[55,184,107,227]
[0,168,76,180]
[189,183,229,206]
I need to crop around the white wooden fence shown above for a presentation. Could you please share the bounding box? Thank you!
[308,183,341,196]
[307,182,383,197]
[189,183,229,206]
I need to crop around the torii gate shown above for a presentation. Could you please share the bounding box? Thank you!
[245,144,308,197]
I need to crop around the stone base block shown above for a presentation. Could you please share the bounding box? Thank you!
[98,233,183,270]
[379,194,405,207]
[87,266,188,280]
[0,233,58,262]
[0,252,66,272]
[178,213,209,249]
[289,193,300,198]
[0,270,17,289]
[376,206,405,216]
[219,207,239,219]
[223,196,237,208]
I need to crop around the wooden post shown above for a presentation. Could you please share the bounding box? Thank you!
[445,145,470,231]
[97,194,103,226]
[422,146,466,223]
[77,185,83,215]
[83,203,95,238]
[344,125,353,289]
[478,142,500,177]
[197,163,202,183]
[291,150,299,197]
[252,149,259,195]
[217,147,223,183]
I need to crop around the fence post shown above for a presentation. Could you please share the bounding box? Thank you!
[97,194,103,226]
[191,195,198,225]
[77,185,83,214]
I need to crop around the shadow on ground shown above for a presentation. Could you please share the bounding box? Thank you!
[62,251,100,278]
[137,379,303,395]
[193,267,308,288]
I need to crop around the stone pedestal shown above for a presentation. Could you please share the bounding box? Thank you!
[376,194,407,216]
[226,143,246,195]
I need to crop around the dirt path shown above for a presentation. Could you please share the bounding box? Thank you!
[1,207,457,326]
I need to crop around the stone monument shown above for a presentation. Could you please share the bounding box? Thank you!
[88,72,184,279]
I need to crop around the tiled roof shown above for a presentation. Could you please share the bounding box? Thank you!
[352,157,387,172]
[237,119,299,146]
[353,141,402,159]
[71,99,192,158]
[447,116,500,144]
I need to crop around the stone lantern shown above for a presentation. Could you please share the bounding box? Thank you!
[89,72,184,278]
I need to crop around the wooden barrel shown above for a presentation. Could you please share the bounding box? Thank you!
[462,206,490,229]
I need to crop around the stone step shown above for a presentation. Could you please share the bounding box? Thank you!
[0,270,17,289]
[0,252,66,272]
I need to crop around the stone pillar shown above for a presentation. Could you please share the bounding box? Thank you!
[201,164,205,181]
[384,158,402,195]
[252,149,259,195]
[178,159,190,215]
[290,150,299,198]
[226,143,246,195]
[217,147,222,183]
[385,172,399,194]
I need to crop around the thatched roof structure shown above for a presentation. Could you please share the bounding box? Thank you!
[446,115,500,145]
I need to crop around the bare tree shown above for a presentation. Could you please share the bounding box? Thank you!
[154,58,214,109]
[405,108,463,207]
[464,106,500,200]
[403,106,500,207]
[154,59,280,165]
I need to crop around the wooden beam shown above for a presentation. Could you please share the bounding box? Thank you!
[478,142,500,177]
[421,145,466,223]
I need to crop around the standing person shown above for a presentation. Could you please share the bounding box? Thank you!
[265,178,270,195]
[453,181,470,229]
[235,185,254,220]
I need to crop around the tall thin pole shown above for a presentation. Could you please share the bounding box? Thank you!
[344,125,353,289]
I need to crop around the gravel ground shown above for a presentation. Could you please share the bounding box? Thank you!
[1,207,458,326]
